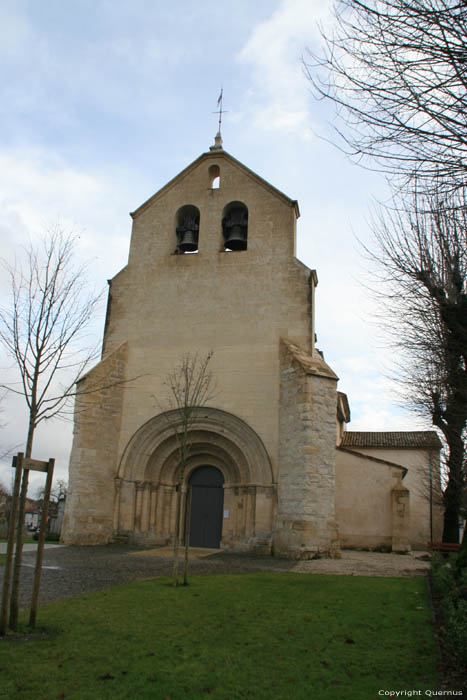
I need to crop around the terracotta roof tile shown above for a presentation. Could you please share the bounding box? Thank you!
[341,431,442,450]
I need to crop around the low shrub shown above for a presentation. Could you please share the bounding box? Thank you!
[431,552,467,672]
[32,531,61,542]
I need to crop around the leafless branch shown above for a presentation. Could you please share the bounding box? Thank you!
[155,351,216,585]
[305,0,467,189]
[0,226,103,458]
[363,184,467,540]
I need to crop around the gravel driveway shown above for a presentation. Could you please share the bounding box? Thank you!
[0,545,431,611]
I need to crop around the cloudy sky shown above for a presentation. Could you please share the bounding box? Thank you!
[0,0,428,495]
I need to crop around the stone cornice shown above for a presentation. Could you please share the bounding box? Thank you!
[281,338,338,381]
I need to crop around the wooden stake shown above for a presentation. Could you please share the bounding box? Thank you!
[9,456,29,631]
[0,455,22,636]
[29,458,54,628]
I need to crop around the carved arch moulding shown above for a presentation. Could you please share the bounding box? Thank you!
[116,407,274,489]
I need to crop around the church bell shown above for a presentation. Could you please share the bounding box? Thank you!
[178,229,198,252]
[223,206,248,251]
[177,212,199,252]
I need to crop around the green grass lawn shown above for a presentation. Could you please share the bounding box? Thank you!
[0,573,438,699]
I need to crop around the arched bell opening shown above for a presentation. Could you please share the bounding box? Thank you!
[208,164,220,189]
[222,201,248,251]
[175,204,200,254]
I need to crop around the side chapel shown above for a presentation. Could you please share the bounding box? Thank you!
[62,133,443,557]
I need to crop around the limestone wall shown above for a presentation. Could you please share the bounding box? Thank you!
[346,447,443,548]
[335,448,405,549]
[275,339,340,558]
[61,343,128,544]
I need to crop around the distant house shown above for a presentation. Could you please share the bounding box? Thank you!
[48,498,66,536]
[24,498,40,530]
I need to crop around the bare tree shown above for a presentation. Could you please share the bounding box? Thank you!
[0,391,23,465]
[160,351,215,586]
[305,0,467,189]
[0,228,102,461]
[306,0,467,542]
[367,185,467,542]
[35,478,67,503]
[0,227,102,581]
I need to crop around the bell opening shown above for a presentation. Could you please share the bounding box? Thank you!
[176,205,200,254]
[222,202,248,252]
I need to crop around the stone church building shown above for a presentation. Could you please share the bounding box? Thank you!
[62,134,443,557]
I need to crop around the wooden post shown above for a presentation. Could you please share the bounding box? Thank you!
[1,453,55,635]
[183,486,192,586]
[9,455,29,631]
[0,455,22,636]
[29,458,54,628]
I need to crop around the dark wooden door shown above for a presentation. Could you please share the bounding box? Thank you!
[188,466,224,548]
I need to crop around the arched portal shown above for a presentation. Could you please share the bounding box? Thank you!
[188,466,224,548]
[113,408,275,554]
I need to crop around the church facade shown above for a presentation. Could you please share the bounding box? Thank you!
[62,135,443,556]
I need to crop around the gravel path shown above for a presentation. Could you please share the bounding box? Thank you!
[0,545,431,611]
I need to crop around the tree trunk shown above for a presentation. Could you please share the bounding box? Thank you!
[172,485,182,586]
[183,487,192,586]
[9,411,36,629]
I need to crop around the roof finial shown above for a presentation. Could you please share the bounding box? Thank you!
[210,88,227,151]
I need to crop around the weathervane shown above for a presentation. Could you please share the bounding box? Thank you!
[213,88,228,133]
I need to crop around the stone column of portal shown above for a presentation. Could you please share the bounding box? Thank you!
[274,339,340,559]
[149,486,159,532]
[134,482,144,531]
[112,478,123,532]
[161,485,174,542]
[245,486,256,539]
[221,485,235,544]
[141,482,151,532]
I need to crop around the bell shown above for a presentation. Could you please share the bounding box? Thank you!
[223,206,248,251]
[224,225,247,251]
[178,229,198,252]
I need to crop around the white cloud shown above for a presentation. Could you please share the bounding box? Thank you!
[0,143,138,494]
[236,0,333,136]
[0,145,133,278]
[348,404,426,432]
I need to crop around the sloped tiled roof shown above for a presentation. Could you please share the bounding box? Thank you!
[341,431,442,450]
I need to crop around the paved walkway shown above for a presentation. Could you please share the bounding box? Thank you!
[0,545,431,611]
[0,542,65,553]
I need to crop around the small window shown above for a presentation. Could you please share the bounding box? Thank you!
[175,205,200,254]
[209,164,220,189]
[222,201,248,251]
